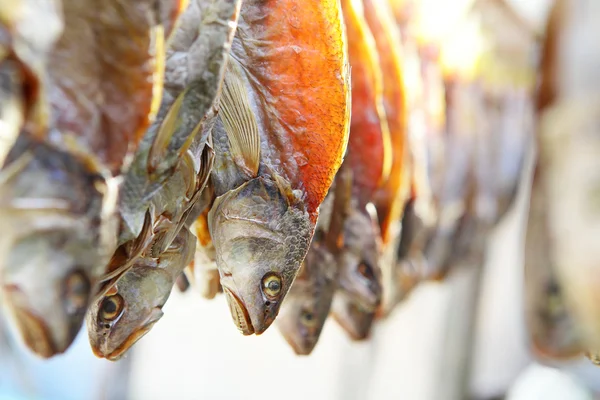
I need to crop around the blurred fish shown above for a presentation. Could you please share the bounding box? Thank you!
[277,166,352,355]
[0,134,117,358]
[524,163,583,362]
[0,0,63,160]
[331,291,376,341]
[208,0,351,335]
[87,227,195,361]
[362,0,411,317]
[532,0,600,354]
[0,0,168,358]
[329,0,391,337]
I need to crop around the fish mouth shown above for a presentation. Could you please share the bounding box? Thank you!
[94,307,163,361]
[223,287,255,335]
[7,305,58,358]
[282,333,317,356]
[3,285,71,358]
[333,300,375,341]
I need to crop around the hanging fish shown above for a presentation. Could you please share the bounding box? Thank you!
[0,134,116,358]
[0,0,168,358]
[327,0,391,337]
[524,164,583,362]
[208,0,351,335]
[87,227,195,361]
[277,165,352,355]
[530,0,600,358]
[362,0,411,317]
[98,0,240,293]
[331,291,377,341]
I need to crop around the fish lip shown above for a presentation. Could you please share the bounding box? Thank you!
[94,307,163,361]
[222,286,255,335]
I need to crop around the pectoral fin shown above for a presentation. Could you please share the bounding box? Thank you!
[220,57,260,178]
[148,89,186,172]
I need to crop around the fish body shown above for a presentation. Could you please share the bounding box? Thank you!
[0,134,117,358]
[87,227,195,361]
[99,0,241,294]
[208,0,351,335]
[277,167,352,355]
[329,0,391,336]
[524,164,583,362]
[362,0,411,317]
[0,0,169,358]
[532,0,600,353]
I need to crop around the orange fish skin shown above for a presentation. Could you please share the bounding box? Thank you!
[339,0,391,207]
[232,0,351,223]
[363,0,410,245]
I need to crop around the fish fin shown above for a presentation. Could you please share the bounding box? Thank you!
[148,88,186,173]
[197,136,215,194]
[220,57,260,178]
[271,171,303,207]
[326,165,353,253]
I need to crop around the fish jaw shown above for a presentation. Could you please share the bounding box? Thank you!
[223,286,255,335]
[208,177,313,335]
[332,293,375,341]
[2,288,59,358]
[90,306,164,361]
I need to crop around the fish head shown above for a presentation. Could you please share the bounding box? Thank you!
[277,242,337,355]
[1,228,100,358]
[336,207,382,312]
[86,263,171,361]
[331,292,376,341]
[87,227,195,361]
[208,176,312,335]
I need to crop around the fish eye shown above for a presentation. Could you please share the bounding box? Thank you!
[63,271,91,313]
[261,273,282,299]
[99,294,124,322]
[300,310,317,328]
[357,261,374,280]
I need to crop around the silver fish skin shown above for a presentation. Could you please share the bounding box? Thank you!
[0,133,117,358]
[86,227,195,361]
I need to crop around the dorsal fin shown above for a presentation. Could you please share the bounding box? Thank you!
[220,56,261,178]
[232,0,351,223]
[340,0,392,207]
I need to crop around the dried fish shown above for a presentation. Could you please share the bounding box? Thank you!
[208,0,350,335]
[87,227,195,361]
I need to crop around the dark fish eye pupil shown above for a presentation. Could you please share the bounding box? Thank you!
[304,312,313,321]
[103,299,117,314]
[268,280,280,292]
